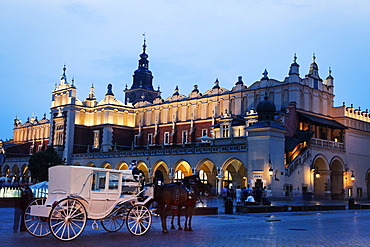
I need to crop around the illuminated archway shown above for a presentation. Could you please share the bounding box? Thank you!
[136,160,149,183]
[152,160,170,184]
[312,155,329,197]
[173,159,191,179]
[221,157,247,189]
[330,157,345,199]
[12,165,20,182]
[101,162,112,169]
[86,162,95,167]
[115,161,129,170]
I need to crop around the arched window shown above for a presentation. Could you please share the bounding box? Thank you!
[174,170,184,182]
[199,170,208,184]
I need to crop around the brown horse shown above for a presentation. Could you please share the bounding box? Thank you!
[154,174,212,233]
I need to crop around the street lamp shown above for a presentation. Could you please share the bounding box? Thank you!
[269,167,274,176]
[351,172,355,181]
[315,168,321,179]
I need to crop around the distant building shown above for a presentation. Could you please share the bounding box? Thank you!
[2,43,370,200]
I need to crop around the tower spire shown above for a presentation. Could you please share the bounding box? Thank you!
[142,33,147,53]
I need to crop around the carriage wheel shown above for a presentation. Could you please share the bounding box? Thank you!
[101,208,125,232]
[49,198,87,241]
[126,204,152,236]
[24,198,51,237]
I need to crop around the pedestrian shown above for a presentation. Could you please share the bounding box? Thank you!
[129,160,137,170]
[229,186,235,199]
[254,187,263,205]
[222,186,229,201]
[235,185,242,205]
[13,182,33,232]
[245,193,257,205]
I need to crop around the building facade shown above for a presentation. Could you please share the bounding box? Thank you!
[2,42,370,200]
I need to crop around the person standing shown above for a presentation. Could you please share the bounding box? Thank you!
[13,182,33,232]
[235,185,242,205]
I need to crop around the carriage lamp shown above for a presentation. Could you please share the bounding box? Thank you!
[351,172,355,181]
[269,167,274,176]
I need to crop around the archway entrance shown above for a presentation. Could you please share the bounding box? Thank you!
[313,157,329,198]
[330,160,344,199]
[222,158,247,191]
[173,160,191,182]
[153,161,170,184]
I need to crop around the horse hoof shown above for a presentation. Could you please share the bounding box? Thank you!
[170,226,175,230]
[178,226,183,230]
[162,229,169,234]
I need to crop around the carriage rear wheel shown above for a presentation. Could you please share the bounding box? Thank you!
[101,207,125,232]
[24,198,51,237]
[126,204,152,236]
[49,198,87,241]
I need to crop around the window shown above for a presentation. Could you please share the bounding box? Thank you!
[92,171,106,191]
[148,133,153,145]
[182,131,188,144]
[93,130,100,149]
[54,123,64,145]
[108,172,119,190]
[164,132,170,145]
[348,187,353,197]
[313,79,318,89]
[199,170,208,184]
[202,129,207,137]
[174,170,184,182]
[134,135,139,146]
[222,124,229,138]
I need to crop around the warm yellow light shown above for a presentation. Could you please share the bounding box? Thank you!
[269,168,274,176]
[351,173,355,181]
[315,172,320,179]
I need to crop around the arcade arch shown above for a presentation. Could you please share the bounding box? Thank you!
[152,160,170,184]
[330,158,345,199]
[101,162,112,169]
[173,160,191,182]
[312,155,329,197]
[115,161,128,170]
[221,157,247,190]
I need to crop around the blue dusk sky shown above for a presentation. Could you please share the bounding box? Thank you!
[1,0,369,140]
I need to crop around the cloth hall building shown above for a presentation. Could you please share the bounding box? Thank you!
[2,41,370,200]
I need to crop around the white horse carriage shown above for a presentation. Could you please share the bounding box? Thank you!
[24,165,154,241]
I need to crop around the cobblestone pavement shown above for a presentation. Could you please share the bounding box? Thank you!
[2,205,370,247]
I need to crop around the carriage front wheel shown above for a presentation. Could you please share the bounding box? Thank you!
[126,204,152,236]
[101,207,125,232]
[49,198,87,241]
[24,198,51,237]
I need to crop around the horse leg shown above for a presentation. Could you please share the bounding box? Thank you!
[184,206,189,231]
[160,204,169,233]
[184,206,194,231]
[170,209,176,230]
[187,206,194,231]
[177,207,183,230]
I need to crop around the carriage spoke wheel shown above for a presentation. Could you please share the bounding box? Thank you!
[126,204,152,236]
[49,198,87,241]
[101,208,125,232]
[24,198,50,237]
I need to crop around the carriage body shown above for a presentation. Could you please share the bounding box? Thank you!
[26,166,153,241]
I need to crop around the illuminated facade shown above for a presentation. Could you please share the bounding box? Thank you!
[2,43,370,200]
